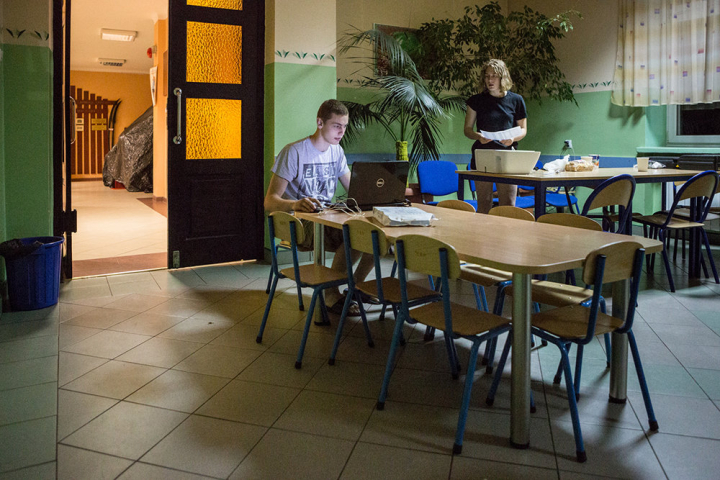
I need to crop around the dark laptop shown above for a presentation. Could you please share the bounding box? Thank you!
[345,161,410,211]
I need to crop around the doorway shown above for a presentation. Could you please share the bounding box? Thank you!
[65,0,169,277]
[54,0,265,278]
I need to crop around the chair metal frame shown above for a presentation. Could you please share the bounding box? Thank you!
[486,241,658,463]
[377,234,512,455]
[257,212,350,369]
[328,219,439,366]
[634,170,719,292]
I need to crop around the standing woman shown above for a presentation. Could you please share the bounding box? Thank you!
[464,59,527,214]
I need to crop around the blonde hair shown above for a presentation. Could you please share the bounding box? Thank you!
[481,59,514,94]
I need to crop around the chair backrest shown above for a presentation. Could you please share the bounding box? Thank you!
[580,174,636,233]
[582,174,636,214]
[579,241,645,342]
[342,219,389,256]
[342,219,390,297]
[417,161,459,198]
[394,234,461,280]
[437,199,477,213]
[537,213,602,231]
[268,211,305,279]
[488,205,535,221]
[666,170,719,224]
[268,211,305,245]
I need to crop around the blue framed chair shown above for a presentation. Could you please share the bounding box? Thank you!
[581,174,636,234]
[634,170,719,292]
[256,212,350,369]
[418,160,477,211]
[486,241,658,463]
[265,240,305,310]
[495,213,613,371]
[376,234,512,455]
[328,219,438,366]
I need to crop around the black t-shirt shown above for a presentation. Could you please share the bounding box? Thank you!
[467,91,527,159]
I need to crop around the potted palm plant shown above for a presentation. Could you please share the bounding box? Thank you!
[338,28,466,174]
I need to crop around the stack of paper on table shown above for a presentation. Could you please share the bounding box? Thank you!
[372,207,435,227]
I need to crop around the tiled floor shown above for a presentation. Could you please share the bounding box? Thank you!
[1,241,720,479]
[72,180,166,276]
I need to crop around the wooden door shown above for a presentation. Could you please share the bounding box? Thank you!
[167,0,265,268]
[70,86,116,179]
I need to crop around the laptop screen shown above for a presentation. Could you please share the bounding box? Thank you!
[346,161,409,209]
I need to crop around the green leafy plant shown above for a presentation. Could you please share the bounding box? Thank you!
[339,28,465,171]
[414,2,580,104]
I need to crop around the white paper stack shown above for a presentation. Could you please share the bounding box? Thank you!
[372,207,435,227]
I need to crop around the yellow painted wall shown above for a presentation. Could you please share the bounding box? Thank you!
[69,70,153,147]
[153,19,169,199]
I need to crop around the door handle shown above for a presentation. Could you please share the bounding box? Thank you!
[69,96,77,144]
[173,88,183,144]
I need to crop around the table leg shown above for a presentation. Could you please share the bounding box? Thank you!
[688,198,701,279]
[313,222,326,324]
[533,188,547,219]
[510,272,531,448]
[609,278,629,403]
[458,175,465,201]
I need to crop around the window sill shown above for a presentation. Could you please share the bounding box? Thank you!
[638,146,720,154]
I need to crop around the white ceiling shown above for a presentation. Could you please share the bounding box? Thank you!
[70,0,168,74]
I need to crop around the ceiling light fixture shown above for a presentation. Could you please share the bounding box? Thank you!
[98,58,126,67]
[100,28,137,42]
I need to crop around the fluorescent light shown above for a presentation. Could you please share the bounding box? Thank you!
[101,28,137,42]
[98,58,126,67]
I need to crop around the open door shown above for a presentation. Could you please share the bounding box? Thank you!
[53,0,77,279]
[167,0,265,268]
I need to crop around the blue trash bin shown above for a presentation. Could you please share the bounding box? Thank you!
[5,236,64,311]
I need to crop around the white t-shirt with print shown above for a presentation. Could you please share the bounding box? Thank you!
[271,137,349,203]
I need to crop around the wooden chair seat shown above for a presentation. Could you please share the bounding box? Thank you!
[459,264,512,287]
[506,280,593,308]
[355,277,437,304]
[280,264,347,286]
[531,304,623,339]
[410,301,510,337]
[633,213,703,229]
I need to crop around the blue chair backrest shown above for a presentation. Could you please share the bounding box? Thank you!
[418,161,459,197]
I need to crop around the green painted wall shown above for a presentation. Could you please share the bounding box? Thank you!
[2,44,53,238]
[524,90,646,157]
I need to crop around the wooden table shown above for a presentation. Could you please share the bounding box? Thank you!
[458,167,704,277]
[296,205,663,449]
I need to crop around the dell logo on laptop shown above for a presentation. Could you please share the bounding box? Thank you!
[376,178,385,188]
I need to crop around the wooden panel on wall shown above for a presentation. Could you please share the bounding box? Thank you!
[70,85,116,179]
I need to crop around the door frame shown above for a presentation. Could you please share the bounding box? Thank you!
[52,0,75,280]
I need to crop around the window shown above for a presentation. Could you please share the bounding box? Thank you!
[667,103,720,146]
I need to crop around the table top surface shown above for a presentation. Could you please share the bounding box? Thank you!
[296,204,663,275]
[457,167,704,183]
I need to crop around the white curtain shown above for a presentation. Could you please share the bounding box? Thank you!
[611,0,720,106]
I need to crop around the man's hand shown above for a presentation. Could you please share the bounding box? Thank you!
[293,197,323,212]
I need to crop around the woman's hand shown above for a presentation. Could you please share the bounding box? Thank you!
[479,135,493,144]
[499,138,514,147]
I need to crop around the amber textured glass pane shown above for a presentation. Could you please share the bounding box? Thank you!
[187,22,242,84]
[187,0,242,10]
[186,98,242,160]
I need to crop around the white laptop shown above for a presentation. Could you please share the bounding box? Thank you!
[473,150,541,174]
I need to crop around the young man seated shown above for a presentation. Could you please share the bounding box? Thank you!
[263,99,374,316]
